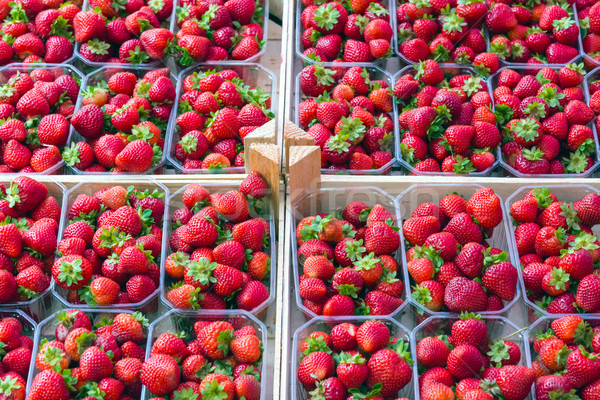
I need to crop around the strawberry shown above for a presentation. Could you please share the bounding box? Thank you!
[141,354,181,395]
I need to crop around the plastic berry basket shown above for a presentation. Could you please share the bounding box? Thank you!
[0,177,67,322]
[160,183,276,318]
[166,62,277,174]
[296,0,395,66]
[392,63,499,176]
[0,63,85,175]
[395,184,521,317]
[51,178,169,312]
[291,315,415,400]
[524,315,600,400]
[505,184,600,321]
[289,186,409,320]
[411,315,532,400]
[26,308,147,395]
[140,309,268,400]
[488,65,600,178]
[486,3,582,67]
[169,0,269,64]
[293,63,398,175]
[73,0,174,71]
[65,65,178,175]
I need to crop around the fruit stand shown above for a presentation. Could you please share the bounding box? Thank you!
[2,0,600,399]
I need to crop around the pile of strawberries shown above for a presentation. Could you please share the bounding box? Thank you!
[0,315,33,400]
[579,1,600,68]
[54,183,165,306]
[0,176,61,303]
[67,68,175,173]
[496,65,597,175]
[510,187,600,314]
[395,0,494,66]
[72,0,173,65]
[165,173,271,311]
[297,65,395,171]
[297,320,412,399]
[173,0,266,66]
[402,187,518,313]
[295,200,404,316]
[299,0,393,63]
[28,310,148,399]
[530,315,600,398]
[486,1,580,65]
[395,60,499,174]
[174,68,273,171]
[0,0,77,65]
[0,66,80,173]
[141,318,263,399]
[415,314,535,400]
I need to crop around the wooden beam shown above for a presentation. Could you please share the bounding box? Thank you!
[244,119,277,151]
[288,145,321,209]
[246,143,281,219]
[284,121,314,172]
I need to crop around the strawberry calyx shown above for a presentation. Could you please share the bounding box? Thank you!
[56,309,79,328]
[479,379,502,397]
[348,383,382,399]
[452,155,476,174]
[326,133,352,154]
[80,381,105,399]
[459,311,483,320]
[412,245,444,270]
[564,150,589,174]
[486,339,511,366]
[354,252,381,272]
[185,257,218,286]
[62,142,83,167]
[354,15,369,34]
[173,387,200,400]
[574,320,595,348]
[522,100,547,120]
[6,2,28,23]
[60,369,78,391]
[510,40,527,60]
[125,45,150,64]
[337,350,366,365]
[568,232,599,253]
[388,338,413,364]
[0,375,21,396]
[4,182,20,207]
[577,138,596,156]
[411,284,432,306]
[483,248,509,268]
[0,342,6,357]
[302,335,332,357]
[128,124,154,143]
[553,16,575,31]
[512,118,540,143]
[41,345,66,369]
[308,379,333,398]
[337,284,360,298]
[313,3,341,31]
[98,227,132,249]
[343,239,366,261]
[432,43,451,62]
[547,267,570,291]
[75,330,97,354]
[461,76,483,97]
[367,2,389,16]
[538,86,565,109]
[522,147,544,161]
[559,203,581,232]
[56,257,84,286]
[531,187,555,208]
[338,116,366,144]
[442,13,467,33]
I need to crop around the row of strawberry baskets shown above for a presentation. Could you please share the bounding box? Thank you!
[283,180,600,400]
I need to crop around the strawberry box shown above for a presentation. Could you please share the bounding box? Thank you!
[26,309,149,399]
[397,184,521,316]
[394,0,492,66]
[524,314,600,399]
[0,63,84,174]
[294,64,397,174]
[393,61,499,176]
[73,0,176,69]
[162,178,275,317]
[170,0,268,66]
[296,0,395,65]
[167,63,276,174]
[140,309,267,400]
[0,310,37,398]
[291,187,408,319]
[506,185,600,319]
[412,314,534,400]
[577,1,600,70]
[66,65,178,174]
[51,179,168,311]
[491,65,600,177]
[292,316,414,400]
[0,176,66,322]
[0,0,77,66]
[484,1,582,66]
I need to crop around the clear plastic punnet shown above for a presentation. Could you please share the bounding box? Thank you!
[396,184,521,317]
[161,183,276,318]
[0,177,67,322]
[505,184,600,321]
[290,186,409,320]
[141,309,268,399]
[52,179,169,312]
[412,315,532,400]
[291,315,414,400]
